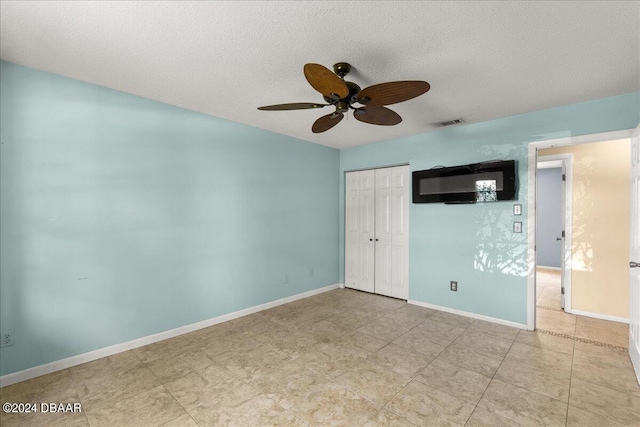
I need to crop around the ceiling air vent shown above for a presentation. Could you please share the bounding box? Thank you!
[434,118,465,127]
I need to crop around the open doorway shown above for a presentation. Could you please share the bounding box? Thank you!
[528,130,632,351]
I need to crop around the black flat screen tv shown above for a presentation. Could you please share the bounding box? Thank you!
[412,160,517,204]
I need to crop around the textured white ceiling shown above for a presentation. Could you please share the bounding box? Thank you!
[1,1,639,149]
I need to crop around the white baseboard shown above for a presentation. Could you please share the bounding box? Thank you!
[566,308,629,324]
[408,299,528,330]
[0,283,339,388]
[339,283,345,289]
[536,265,561,271]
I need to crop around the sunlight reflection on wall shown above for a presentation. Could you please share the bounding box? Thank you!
[474,208,528,276]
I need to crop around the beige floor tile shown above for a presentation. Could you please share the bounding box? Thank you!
[428,311,475,328]
[211,342,291,380]
[69,351,143,383]
[571,354,640,397]
[381,310,427,329]
[415,359,491,404]
[536,314,576,336]
[0,410,89,427]
[537,306,576,325]
[573,340,633,370]
[495,359,571,402]
[391,320,463,357]
[363,409,416,427]
[188,383,303,427]
[144,345,214,382]
[435,342,504,377]
[576,315,629,333]
[569,377,640,426]
[453,330,513,359]
[356,316,416,342]
[296,342,369,379]
[478,379,568,426]
[575,323,629,348]
[385,380,475,426]
[370,343,434,376]
[334,358,412,406]
[160,413,199,427]
[133,336,193,363]
[284,382,379,426]
[388,303,437,321]
[73,362,160,411]
[85,385,186,427]
[337,330,388,353]
[0,370,78,404]
[163,363,246,411]
[515,330,574,355]
[326,311,376,331]
[466,319,520,341]
[503,342,573,371]
[566,405,625,427]
[9,287,640,427]
[466,406,525,427]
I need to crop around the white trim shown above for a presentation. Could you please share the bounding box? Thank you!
[568,309,629,324]
[537,160,563,169]
[527,129,634,331]
[0,283,339,388]
[536,265,561,271]
[408,299,528,330]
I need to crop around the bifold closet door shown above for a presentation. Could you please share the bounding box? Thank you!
[345,170,375,293]
[375,166,409,299]
[345,166,409,298]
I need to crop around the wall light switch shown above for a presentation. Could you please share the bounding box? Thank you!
[514,222,522,233]
[513,204,522,215]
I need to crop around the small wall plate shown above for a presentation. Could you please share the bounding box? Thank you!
[514,204,522,215]
[514,222,522,233]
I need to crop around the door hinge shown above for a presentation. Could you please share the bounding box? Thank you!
[561,288,565,295]
[562,174,566,181]
[562,230,565,238]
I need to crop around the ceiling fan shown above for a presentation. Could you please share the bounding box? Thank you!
[258,63,430,133]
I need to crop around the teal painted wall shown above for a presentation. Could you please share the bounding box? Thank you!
[340,91,640,324]
[0,61,340,376]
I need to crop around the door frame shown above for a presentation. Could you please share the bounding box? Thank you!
[526,129,634,330]
[537,154,573,312]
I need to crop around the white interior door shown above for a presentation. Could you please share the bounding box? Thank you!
[374,166,409,299]
[560,160,567,310]
[344,170,375,292]
[629,123,640,384]
[345,165,409,299]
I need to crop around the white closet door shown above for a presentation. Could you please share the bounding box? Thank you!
[345,170,375,292]
[375,168,394,297]
[391,165,410,299]
[375,165,410,299]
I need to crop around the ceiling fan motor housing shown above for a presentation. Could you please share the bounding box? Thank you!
[324,81,362,106]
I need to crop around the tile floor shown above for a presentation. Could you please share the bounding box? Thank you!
[1,273,639,426]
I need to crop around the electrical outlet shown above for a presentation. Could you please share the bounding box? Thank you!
[1,330,15,347]
[284,274,289,284]
[514,222,522,233]
[450,281,458,292]
[309,268,314,277]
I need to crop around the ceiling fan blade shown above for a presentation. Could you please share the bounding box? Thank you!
[354,107,402,126]
[304,63,349,99]
[258,102,327,111]
[312,112,344,133]
[357,81,430,106]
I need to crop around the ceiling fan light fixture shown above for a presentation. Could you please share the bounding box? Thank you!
[258,62,430,133]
